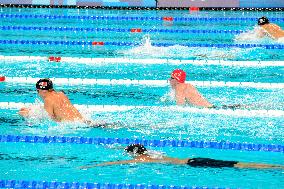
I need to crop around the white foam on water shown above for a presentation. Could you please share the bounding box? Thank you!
[2,102,283,118]
[1,55,284,67]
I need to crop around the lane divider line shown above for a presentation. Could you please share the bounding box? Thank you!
[1,39,283,49]
[0,180,235,189]
[1,13,284,22]
[0,26,246,34]
[1,135,283,153]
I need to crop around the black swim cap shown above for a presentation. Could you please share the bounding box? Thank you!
[36,78,53,90]
[258,16,269,25]
[125,144,147,155]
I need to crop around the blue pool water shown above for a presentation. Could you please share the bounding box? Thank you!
[0,7,284,189]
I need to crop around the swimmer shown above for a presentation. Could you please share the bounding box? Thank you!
[81,144,284,169]
[257,16,284,41]
[169,69,250,109]
[169,69,214,108]
[18,78,107,127]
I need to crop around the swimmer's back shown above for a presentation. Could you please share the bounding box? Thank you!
[261,23,284,39]
[45,91,83,122]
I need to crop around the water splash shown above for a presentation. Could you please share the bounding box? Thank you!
[122,34,169,57]
[23,98,50,126]
[160,89,175,104]
[121,34,255,60]
[19,99,108,134]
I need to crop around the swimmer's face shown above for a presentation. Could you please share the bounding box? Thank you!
[169,76,178,87]
[37,89,48,98]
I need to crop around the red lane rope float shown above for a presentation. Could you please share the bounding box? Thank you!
[0,76,5,82]
[92,41,104,46]
[162,17,173,21]
[48,56,61,62]
[189,7,200,12]
[130,28,142,33]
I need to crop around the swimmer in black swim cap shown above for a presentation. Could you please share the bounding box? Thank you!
[20,78,113,127]
[36,78,54,91]
[256,16,284,40]
[80,144,284,169]
[124,144,147,155]
[19,78,84,122]
[258,16,269,25]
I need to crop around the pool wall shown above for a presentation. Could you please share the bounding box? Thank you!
[0,0,284,8]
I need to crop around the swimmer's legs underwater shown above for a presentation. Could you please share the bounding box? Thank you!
[211,104,244,110]
[84,120,123,128]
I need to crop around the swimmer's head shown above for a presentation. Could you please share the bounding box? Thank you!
[171,69,186,83]
[125,144,147,155]
[258,16,269,25]
[36,78,53,91]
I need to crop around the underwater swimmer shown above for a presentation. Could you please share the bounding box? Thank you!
[257,16,284,41]
[18,78,107,127]
[80,144,284,169]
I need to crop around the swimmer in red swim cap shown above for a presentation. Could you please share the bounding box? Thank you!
[169,69,214,108]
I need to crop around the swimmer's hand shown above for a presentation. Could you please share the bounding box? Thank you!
[18,107,30,117]
[78,165,95,169]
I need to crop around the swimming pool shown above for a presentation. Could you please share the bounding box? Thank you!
[0,6,284,189]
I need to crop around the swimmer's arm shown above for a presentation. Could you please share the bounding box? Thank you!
[175,92,186,105]
[185,85,213,108]
[175,85,186,105]
[18,107,30,117]
[44,98,56,121]
[257,27,266,38]
[79,159,139,169]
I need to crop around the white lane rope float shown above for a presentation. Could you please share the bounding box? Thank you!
[1,55,284,67]
[0,102,283,118]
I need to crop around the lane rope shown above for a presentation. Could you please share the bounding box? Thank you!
[1,55,284,67]
[0,26,245,34]
[1,39,284,49]
[0,180,234,189]
[0,4,283,11]
[1,134,283,153]
[2,76,284,89]
[0,102,283,117]
[1,14,284,22]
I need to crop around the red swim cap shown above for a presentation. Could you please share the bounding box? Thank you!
[171,69,186,83]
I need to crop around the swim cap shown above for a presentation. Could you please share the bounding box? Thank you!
[36,78,53,90]
[125,144,147,155]
[171,69,186,83]
[258,16,269,25]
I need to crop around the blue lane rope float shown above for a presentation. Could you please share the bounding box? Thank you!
[0,180,233,189]
[1,14,284,22]
[1,135,283,153]
[0,26,244,34]
[0,39,283,49]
